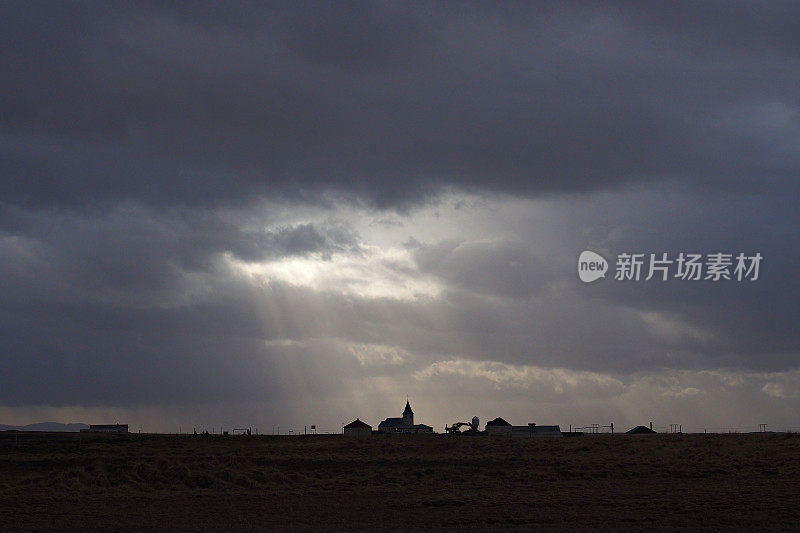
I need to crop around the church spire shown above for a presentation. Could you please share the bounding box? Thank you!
[402,398,414,426]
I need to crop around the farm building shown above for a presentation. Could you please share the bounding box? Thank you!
[378,400,433,434]
[343,419,372,437]
[485,417,512,436]
[511,423,563,437]
[486,419,563,437]
[80,424,128,433]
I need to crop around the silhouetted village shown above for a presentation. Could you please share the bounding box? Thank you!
[341,399,656,437]
[35,399,787,438]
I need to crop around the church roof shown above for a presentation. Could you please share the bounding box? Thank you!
[378,417,404,428]
[403,400,413,415]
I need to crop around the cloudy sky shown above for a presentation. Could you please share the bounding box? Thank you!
[2,1,799,433]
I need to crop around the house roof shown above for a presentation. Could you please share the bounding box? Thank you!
[626,425,657,434]
[486,417,512,426]
[344,418,371,429]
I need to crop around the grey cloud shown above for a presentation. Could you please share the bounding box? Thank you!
[412,239,550,299]
[0,205,359,310]
[3,2,800,210]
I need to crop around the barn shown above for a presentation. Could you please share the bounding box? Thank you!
[343,418,372,437]
[485,417,512,436]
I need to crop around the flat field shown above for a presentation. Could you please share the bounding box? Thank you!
[1,432,799,531]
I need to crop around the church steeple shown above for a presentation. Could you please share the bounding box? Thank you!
[403,399,414,426]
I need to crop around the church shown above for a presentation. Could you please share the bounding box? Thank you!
[377,400,434,434]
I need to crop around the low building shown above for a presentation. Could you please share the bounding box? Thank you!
[378,400,434,434]
[485,417,512,436]
[344,418,372,437]
[511,423,563,437]
[80,424,128,433]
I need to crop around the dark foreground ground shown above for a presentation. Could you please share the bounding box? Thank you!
[1,431,799,531]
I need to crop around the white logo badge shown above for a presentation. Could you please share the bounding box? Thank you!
[578,250,608,283]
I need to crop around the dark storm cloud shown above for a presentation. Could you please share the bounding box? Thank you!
[3,1,800,209]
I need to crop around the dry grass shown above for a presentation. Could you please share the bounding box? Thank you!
[1,432,799,530]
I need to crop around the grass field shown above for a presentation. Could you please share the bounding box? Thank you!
[1,431,799,531]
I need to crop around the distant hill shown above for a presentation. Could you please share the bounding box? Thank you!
[0,422,89,432]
